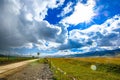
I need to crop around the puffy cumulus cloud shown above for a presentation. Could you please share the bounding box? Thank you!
[67,15,120,51]
[69,29,89,43]
[48,0,65,8]
[57,2,73,17]
[0,0,65,51]
[34,24,68,50]
[60,0,96,25]
[34,40,61,50]
[34,14,120,52]
[20,0,65,21]
[23,43,33,49]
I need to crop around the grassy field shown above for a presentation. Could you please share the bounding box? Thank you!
[47,58,120,80]
[0,57,35,65]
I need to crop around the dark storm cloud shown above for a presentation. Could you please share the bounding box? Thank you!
[97,32,120,46]
[58,39,84,50]
[55,25,68,43]
[31,21,61,42]
[0,0,62,50]
[0,0,27,49]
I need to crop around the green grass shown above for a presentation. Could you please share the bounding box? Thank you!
[37,58,48,64]
[0,57,35,65]
[47,58,120,80]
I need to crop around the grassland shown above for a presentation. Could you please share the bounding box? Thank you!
[47,57,120,80]
[0,57,35,65]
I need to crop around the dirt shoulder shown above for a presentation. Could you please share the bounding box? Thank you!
[6,61,53,80]
[0,59,38,78]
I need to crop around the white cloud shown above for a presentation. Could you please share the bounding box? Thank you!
[35,40,61,50]
[8,0,21,15]
[68,15,120,51]
[25,13,33,21]
[47,41,61,48]
[49,50,78,56]
[35,43,46,50]
[0,0,65,50]
[60,0,96,25]
[82,15,120,36]
[48,0,65,8]
[58,2,73,17]
[69,29,89,42]
[21,0,65,21]
[100,46,117,50]
[0,0,120,56]
[24,43,33,49]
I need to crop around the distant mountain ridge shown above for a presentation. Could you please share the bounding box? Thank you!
[65,48,120,57]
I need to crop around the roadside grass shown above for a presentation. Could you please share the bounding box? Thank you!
[37,58,48,64]
[47,58,120,80]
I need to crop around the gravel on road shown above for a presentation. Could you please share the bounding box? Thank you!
[5,61,53,80]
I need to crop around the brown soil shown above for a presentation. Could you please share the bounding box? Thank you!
[0,59,38,78]
[6,62,53,80]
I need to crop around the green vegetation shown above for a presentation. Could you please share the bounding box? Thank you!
[37,58,48,64]
[0,57,35,65]
[47,58,120,80]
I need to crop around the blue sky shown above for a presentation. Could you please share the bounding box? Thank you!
[0,0,120,57]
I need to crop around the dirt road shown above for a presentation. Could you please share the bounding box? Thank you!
[0,59,38,78]
[7,62,53,80]
[0,59,53,80]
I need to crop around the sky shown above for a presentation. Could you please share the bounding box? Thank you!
[0,0,120,57]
